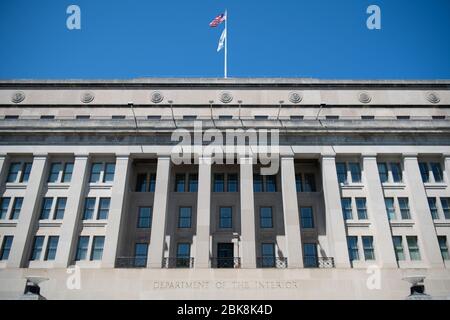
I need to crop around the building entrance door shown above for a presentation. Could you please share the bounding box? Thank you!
[217,243,234,268]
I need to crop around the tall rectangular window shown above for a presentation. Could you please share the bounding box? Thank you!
[178,207,192,228]
[377,162,388,183]
[295,174,303,192]
[134,243,148,267]
[148,173,156,192]
[349,163,361,183]
[40,197,53,220]
[44,236,59,261]
[97,198,110,220]
[0,236,13,260]
[438,236,450,260]
[75,236,89,261]
[0,197,11,220]
[7,162,21,182]
[362,236,375,260]
[441,198,450,219]
[227,174,238,192]
[10,197,23,220]
[431,162,444,182]
[304,174,316,192]
[391,163,402,182]
[265,175,277,192]
[300,207,314,229]
[188,174,198,192]
[219,207,232,229]
[260,207,273,228]
[137,207,152,228]
[303,243,318,268]
[428,197,439,219]
[54,197,67,220]
[103,163,115,182]
[91,236,105,260]
[90,163,102,183]
[261,243,275,267]
[419,162,429,182]
[336,162,347,184]
[392,236,405,261]
[135,173,147,192]
[347,236,359,261]
[48,163,61,183]
[20,162,32,183]
[83,198,96,220]
[407,236,421,261]
[176,243,191,267]
[341,198,353,220]
[385,198,396,220]
[398,198,411,219]
[62,162,74,183]
[175,174,185,192]
[253,174,263,192]
[355,198,368,220]
[213,173,224,192]
[30,236,45,261]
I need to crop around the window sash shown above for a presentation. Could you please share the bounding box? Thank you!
[40,198,53,220]
[54,197,67,220]
[428,198,439,219]
[431,162,443,182]
[188,174,198,192]
[356,198,368,219]
[407,237,421,261]
[392,236,405,261]
[336,163,347,184]
[11,197,23,220]
[91,236,105,260]
[304,174,316,192]
[175,174,186,192]
[265,175,277,192]
[377,163,388,183]
[295,174,303,192]
[103,163,115,182]
[341,198,353,220]
[97,198,110,220]
[75,236,89,261]
[253,174,263,192]
[138,207,152,228]
[83,198,96,220]
[300,207,314,228]
[227,174,238,192]
[418,162,429,182]
[30,236,45,261]
[385,198,396,220]
[438,236,450,260]
[398,198,411,219]
[260,207,273,228]
[178,207,192,228]
[45,236,59,261]
[441,198,450,219]
[0,198,11,220]
[136,173,147,192]
[62,162,74,183]
[362,236,375,260]
[349,163,361,183]
[347,237,359,261]
[90,163,102,183]
[0,236,13,260]
[7,163,21,182]
[391,163,402,182]
[219,207,232,228]
[20,163,32,183]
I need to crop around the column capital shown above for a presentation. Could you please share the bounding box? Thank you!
[115,153,130,160]
[402,153,418,160]
[442,153,450,160]
[74,153,89,160]
[361,152,378,159]
[0,153,7,159]
[320,153,336,161]
[33,153,48,160]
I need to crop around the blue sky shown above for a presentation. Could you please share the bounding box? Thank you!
[0,0,449,79]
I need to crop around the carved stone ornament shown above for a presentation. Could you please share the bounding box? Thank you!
[425,92,440,104]
[151,91,164,103]
[11,91,25,104]
[219,91,233,104]
[80,91,95,104]
[358,92,372,104]
[288,91,303,104]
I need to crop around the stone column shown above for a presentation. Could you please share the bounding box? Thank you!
[320,154,351,268]
[403,154,443,268]
[0,154,8,185]
[444,154,450,186]
[55,154,89,268]
[194,157,212,268]
[7,154,49,268]
[280,156,303,268]
[102,155,131,268]
[148,156,171,268]
[240,157,256,268]
[362,154,398,268]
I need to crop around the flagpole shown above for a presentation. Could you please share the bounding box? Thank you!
[224,9,227,79]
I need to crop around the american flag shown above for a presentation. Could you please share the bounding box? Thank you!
[209,13,226,27]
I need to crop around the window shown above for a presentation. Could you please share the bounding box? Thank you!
[136,173,147,192]
[178,207,192,228]
[438,236,450,260]
[147,115,161,120]
[430,162,443,182]
[304,174,316,192]
[176,243,191,267]
[336,162,347,184]
[103,163,115,182]
[30,236,45,261]
[149,174,156,192]
[62,162,74,183]
[183,115,197,120]
[290,115,304,120]
[188,174,198,192]
[362,236,375,260]
[300,207,314,229]
[407,236,421,261]
[385,198,396,220]
[76,115,90,120]
[391,163,402,182]
[261,243,275,267]
[397,115,410,120]
[356,198,368,220]
[54,197,67,220]
[41,115,55,119]
[341,198,352,220]
[361,115,375,120]
[303,243,318,267]
[398,198,411,219]
[45,236,59,261]
[265,175,277,192]
[377,162,388,183]
[218,115,233,120]
[97,198,110,220]
[347,236,359,261]
[0,198,11,219]
[0,236,13,260]
[137,207,152,228]
[10,197,23,220]
[90,163,102,183]
[48,163,61,182]
[419,162,429,182]
[112,115,125,120]
[428,198,439,219]
[7,162,21,182]
[392,236,405,261]
[75,236,89,261]
[219,207,232,229]
[4,115,19,119]
[260,207,273,228]
[175,174,185,192]
[432,115,446,120]
[40,197,53,220]
[253,174,263,192]
[134,243,148,267]
[20,162,32,183]
[213,174,224,192]
[326,115,339,120]
[83,198,96,220]
[91,236,105,260]
[255,115,269,120]
[441,198,450,219]
[295,174,303,192]
[349,163,361,183]
[227,174,238,192]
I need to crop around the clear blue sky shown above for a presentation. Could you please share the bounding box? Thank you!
[0,0,449,79]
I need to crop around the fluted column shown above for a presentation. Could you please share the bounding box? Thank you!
[240,157,256,268]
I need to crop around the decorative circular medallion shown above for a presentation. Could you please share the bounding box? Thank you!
[425,92,440,104]
[219,91,233,104]
[150,91,164,104]
[80,91,95,104]
[288,91,303,104]
[358,92,372,104]
[11,91,25,104]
